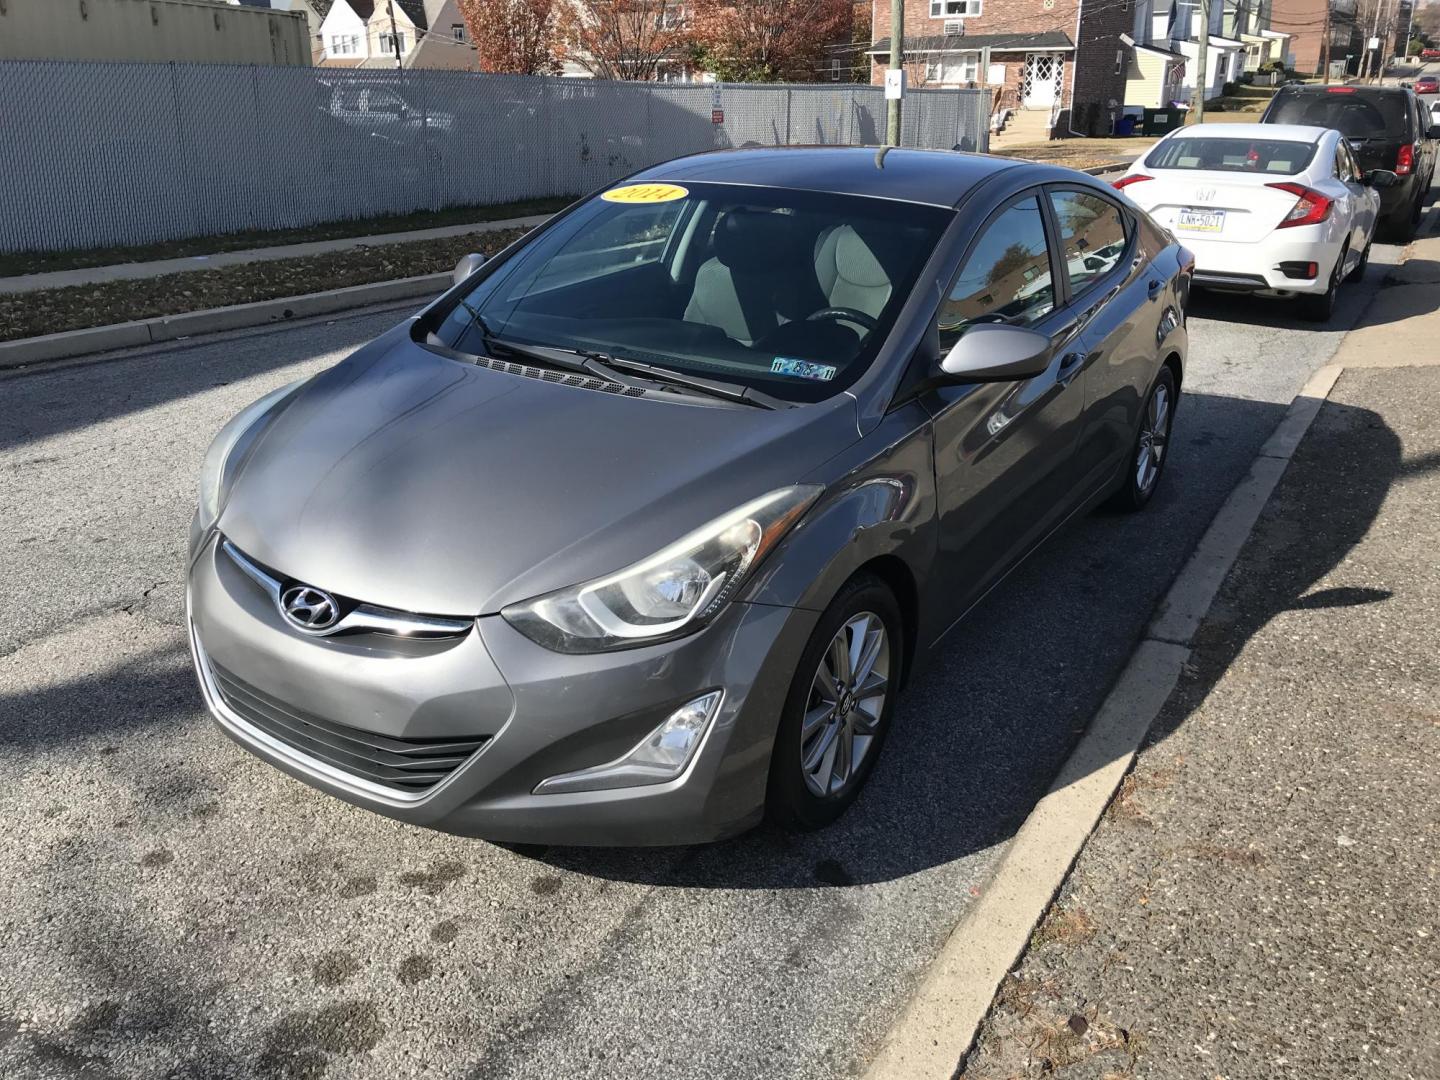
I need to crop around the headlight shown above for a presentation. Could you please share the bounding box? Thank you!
[196,380,304,532]
[502,485,822,653]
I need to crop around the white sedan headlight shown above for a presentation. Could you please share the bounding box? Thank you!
[197,380,305,532]
[502,485,822,653]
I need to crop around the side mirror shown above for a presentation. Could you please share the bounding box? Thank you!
[939,323,1052,383]
[452,252,487,286]
[1366,169,1400,189]
[1428,124,1440,140]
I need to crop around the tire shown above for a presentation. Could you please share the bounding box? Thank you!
[1345,239,1371,283]
[1106,365,1177,513]
[766,574,903,832]
[1298,247,1344,323]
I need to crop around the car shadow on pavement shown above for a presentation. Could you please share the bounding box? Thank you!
[0,310,399,454]
[529,397,1405,889]
[1145,401,1435,753]
[1187,257,1437,332]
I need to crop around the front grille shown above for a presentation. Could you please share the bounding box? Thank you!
[209,662,488,792]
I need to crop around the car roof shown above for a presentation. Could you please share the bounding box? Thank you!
[1172,121,1330,142]
[628,147,1029,209]
[1276,82,1412,98]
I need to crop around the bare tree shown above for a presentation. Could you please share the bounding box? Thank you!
[558,0,686,81]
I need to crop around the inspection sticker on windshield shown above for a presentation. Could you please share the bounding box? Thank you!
[601,183,688,204]
[771,357,837,382]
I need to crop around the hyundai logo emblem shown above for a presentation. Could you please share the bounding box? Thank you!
[280,585,340,632]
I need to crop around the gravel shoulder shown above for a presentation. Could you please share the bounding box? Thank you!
[959,365,1440,1080]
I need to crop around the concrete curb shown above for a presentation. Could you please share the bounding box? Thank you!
[0,274,446,371]
[862,361,1347,1080]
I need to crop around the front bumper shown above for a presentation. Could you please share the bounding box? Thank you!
[188,532,817,846]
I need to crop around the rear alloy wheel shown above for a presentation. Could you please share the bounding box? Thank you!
[1345,240,1371,283]
[1299,247,1344,323]
[1107,366,1176,513]
[767,575,902,831]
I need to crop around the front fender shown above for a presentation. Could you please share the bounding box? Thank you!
[743,405,939,637]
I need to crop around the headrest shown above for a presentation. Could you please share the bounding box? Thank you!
[713,210,797,273]
[833,227,893,289]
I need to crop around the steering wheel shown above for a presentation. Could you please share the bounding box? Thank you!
[805,306,878,332]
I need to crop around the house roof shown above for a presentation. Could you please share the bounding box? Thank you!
[1120,33,1185,61]
[396,0,429,29]
[866,31,1074,55]
[333,0,428,28]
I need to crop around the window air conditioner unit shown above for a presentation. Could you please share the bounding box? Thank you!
[944,19,964,35]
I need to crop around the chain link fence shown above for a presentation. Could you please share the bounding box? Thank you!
[0,60,989,255]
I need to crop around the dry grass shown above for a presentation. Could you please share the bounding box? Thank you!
[0,227,528,343]
[0,197,572,279]
[1030,906,1100,950]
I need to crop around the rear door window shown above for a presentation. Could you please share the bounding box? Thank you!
[1047,190,1130,299]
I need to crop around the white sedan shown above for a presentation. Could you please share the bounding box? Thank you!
[1112,122,1396,321]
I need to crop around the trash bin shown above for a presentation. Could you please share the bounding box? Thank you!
[1141,107,1185,136]
[1114,115,1137,137]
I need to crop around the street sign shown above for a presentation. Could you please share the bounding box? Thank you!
[711,109,723,125]
[884,69,906,100]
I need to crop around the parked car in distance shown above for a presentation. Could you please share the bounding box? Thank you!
[187,148,1192,846]
[1422,47,1440,60]
[1260,83,1438,241]
[1416,75,1440,95]
[1115,123,1389,321]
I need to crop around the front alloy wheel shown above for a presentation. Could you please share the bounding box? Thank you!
[800,612,890,798]
[768,574,902,830]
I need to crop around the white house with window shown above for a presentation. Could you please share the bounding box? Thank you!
[317,0,475,69]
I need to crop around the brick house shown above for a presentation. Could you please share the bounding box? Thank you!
[866,0,1131,138]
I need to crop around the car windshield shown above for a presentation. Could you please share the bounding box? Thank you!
[429,181,952,403]
[1146,136,1317,175]
[1267,90,1411,139]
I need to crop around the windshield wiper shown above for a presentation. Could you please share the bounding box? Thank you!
[595,354,789,411]
[449,304,785,410]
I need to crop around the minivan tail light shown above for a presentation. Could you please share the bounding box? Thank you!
[1266,182,1333,228]
[1396,143,1415,176]
[1112,173,1154,191]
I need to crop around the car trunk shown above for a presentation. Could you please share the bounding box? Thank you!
[1134,172,1309,244]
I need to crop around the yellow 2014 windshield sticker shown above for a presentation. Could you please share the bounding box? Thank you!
[601,183,689,204]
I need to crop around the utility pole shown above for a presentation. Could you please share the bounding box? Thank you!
[1321,2,1332,84]
[1192,0,1211,123]
[886,0,904,145]
[386,0,404,69]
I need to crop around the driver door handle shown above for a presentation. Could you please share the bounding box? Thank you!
[1146,279,1165,300]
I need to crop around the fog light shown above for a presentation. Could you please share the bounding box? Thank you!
[533,691,724,795]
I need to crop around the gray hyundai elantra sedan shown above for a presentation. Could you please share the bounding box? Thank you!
[188,147,1191,845]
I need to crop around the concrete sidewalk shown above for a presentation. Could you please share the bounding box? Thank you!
[0,214,550,296]
[957,360,1440,1078]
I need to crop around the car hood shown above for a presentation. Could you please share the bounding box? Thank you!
[219,331,858,617]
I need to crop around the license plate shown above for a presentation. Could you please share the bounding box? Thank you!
[1176,208,1225,233]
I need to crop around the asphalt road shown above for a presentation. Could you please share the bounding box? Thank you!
[0,231,1417,1079]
